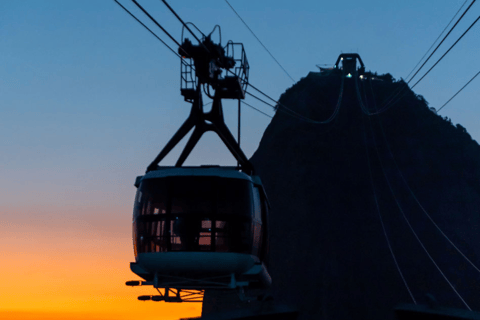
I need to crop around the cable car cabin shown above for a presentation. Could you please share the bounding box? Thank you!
[130,167,271,290]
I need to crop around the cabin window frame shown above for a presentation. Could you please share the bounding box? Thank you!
[133,176,263,256]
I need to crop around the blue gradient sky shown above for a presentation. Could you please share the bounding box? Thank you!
[1,1,479,318]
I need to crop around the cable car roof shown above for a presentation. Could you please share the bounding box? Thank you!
[136,166,263,187]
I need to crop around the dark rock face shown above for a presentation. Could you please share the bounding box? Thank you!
[203,71,480,319]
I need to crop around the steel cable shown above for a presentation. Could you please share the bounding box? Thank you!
[438,70,480,112]
[404,0,468,82]
[224,0,295,83]
[368,81,480,274]
[407,0,475,84]
[368,117,472,311]
[362,116,417,304]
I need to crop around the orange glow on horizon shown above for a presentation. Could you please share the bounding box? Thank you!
[0,205,202,320]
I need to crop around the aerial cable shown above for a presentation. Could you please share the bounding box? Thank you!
[246,91,318,122]
[371,7,479,118]
[361,117,417,305]
[374,12,480,114]
[371,2,478,115]
[248,82,343,124]
[113,8,271,120]
[224,0,296,83]
[113,0,182,59]
[117,0,338,122]
[182,22,207,43]
[368,119,472,311]
[368,78,378,110]
[377,0,472,112]
[246,76,344,124]
[355,76,372,115]
[411,14,480,89]
[160,0,206,42]
[159,0,211,54]
[407,0,475,84]
[246,91,277,110]
[374,110,480,275]
[114,2,272,122]
[437,70,480,112]
[369,77,480,274]
[131,0,188,56]
[404,0,468,81]
[246,90,314,121]
[241,101,273,118]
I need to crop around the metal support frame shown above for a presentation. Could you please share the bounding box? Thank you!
[333,53,366,75]
[138,288,204,303]
[146,83,253,174]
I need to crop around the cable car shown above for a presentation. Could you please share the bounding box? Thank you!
[130,166,271,289]
[126,29,271,295]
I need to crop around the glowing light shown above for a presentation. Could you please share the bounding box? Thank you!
[346,73,352,78]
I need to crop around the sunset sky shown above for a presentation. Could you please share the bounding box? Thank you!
[1,0,479,319]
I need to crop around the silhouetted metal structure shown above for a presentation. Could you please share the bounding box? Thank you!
[334,53,365,78]
[126,26,270,303]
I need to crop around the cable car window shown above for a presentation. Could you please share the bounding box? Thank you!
[171,177,213,214]
[252,187,262,222]
[134,180,167,218]
[153,220,167,252]
[217,179,253,216]
[171,218,191,250]
[252,222,262,256]
[134,176,261,255]
[215,220,228,252]
[199,219,212,251]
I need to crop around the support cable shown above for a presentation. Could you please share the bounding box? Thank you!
[129,0,338,124]
[375,14,479,116]
[182,22,206,42]
[371,6,479,115]
[361,116,417,304]
[160,0,211,54]
[411,14,480,89]
[437,70,480,112]
[355,76,372,115]
[404,0,468,81]
[161,0,205,42]
[368,78,378,110]
[224,0,296,83]
[370,8,479,118]
[245,91,312,121]
[407,0,475,84]
[369,81,480,274]
[114,1,274,120]
[131,0,187,55]
[116,0,338,123]
[246,76,344,124]
[113,0,182,59]
[241,100,273,118]
[368,117,472,311]
[377,0,473,112]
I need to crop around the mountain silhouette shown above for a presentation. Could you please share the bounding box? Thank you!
[202,68,480,319]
